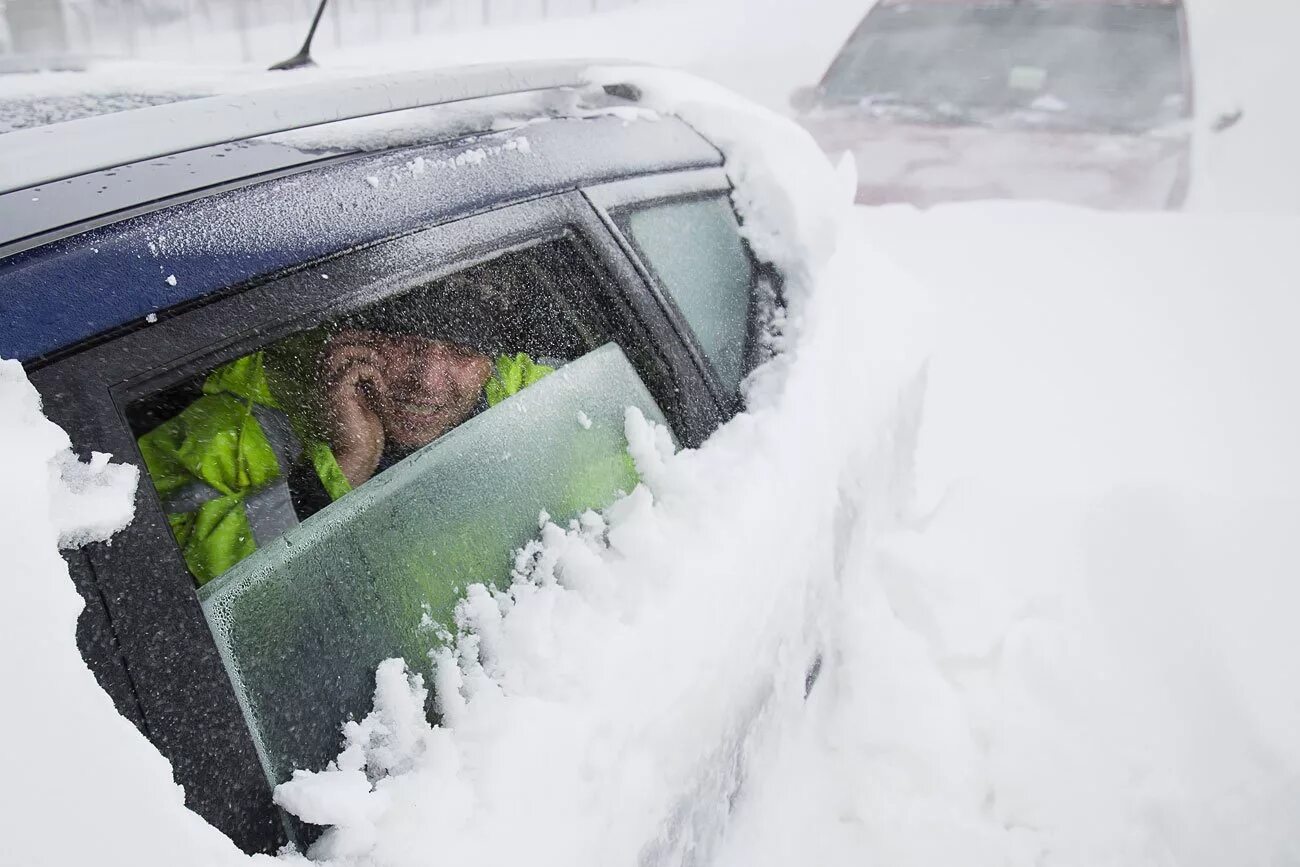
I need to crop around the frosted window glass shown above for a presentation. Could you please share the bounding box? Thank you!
[199,343,670,786]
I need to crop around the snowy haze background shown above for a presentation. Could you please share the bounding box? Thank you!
[2,1,1299,866]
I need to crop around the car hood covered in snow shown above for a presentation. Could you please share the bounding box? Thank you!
[800,112,1191,210]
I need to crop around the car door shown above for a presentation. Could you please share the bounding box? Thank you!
[30,186,747,853]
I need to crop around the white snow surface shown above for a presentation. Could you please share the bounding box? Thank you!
[2,37,1300,867]
[714,204,1300,867]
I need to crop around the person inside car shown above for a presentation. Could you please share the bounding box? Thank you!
[290,323,553,510]
[137,301,553,586]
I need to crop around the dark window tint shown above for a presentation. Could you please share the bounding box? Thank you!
[622,195,756,398]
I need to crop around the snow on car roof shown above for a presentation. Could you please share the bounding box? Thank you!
[0,61,259,134]
[0,59,626,196]
[0,89,206,134]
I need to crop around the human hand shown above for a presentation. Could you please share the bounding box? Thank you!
[322,332,387,487]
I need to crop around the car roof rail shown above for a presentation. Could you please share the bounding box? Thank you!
[0,60,636,195]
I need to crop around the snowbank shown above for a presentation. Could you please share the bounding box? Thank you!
[711,203,1300,866]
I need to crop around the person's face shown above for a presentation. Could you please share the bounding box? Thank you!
[353,331,492,449]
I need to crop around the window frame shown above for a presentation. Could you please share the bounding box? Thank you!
[584,168,777,415]
[30,189,731,853]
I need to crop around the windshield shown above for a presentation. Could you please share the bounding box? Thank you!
[820,3,1189,132]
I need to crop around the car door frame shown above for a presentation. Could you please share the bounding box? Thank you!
[30,187,733,854]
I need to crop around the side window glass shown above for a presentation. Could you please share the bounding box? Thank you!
[202,343,669,787]
[621,195,756,398]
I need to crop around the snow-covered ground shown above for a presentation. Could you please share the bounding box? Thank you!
[715,204,1300,866]
[3,2,1300,866]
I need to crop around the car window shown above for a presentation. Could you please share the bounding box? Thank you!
[621,195,756,399]
[128,241,601,588]
[201,342,669,787]
[126,237,676,789]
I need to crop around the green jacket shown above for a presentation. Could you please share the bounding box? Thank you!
[138,350,553,585]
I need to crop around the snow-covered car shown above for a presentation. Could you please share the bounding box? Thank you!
[0,64,776,854]
[791,0,1195,210]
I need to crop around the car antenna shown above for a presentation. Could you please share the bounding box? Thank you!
[269,0,330,71]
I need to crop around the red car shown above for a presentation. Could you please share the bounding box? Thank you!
[792,0,1195,210]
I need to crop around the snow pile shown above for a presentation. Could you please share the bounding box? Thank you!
[0,360,256,867]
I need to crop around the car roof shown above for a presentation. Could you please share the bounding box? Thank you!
[0,61,651,256]
[0,60,613,196]
[0,61,724,366]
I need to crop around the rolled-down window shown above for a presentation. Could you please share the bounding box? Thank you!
[126,240,674,789]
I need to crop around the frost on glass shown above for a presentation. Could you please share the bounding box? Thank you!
[624,196,755,397]
[199,343,668,787]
